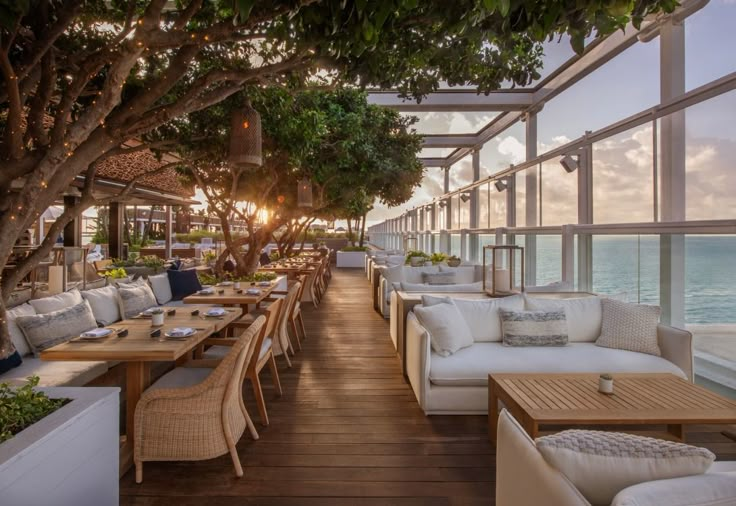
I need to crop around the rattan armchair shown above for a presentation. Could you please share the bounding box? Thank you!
[133,316,267,483]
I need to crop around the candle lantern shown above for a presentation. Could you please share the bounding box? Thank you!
[228,101,262,168]
[404,235,418,253]
[297,177,313,207]
[483,245,524,297]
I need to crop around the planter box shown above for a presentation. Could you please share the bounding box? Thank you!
[0,387,120,506]
[337,251,367,268]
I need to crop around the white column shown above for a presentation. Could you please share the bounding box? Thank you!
[469,149,481,263]
[524,112,538,285]
[659,18,686,328]
[164,205,173,260]
[577,144,594,291]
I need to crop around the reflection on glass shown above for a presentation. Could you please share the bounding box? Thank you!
[592,235,660,305]
[541,161,577,226]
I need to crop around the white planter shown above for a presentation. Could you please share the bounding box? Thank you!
[337,251,367,268]
[0,387,120,506]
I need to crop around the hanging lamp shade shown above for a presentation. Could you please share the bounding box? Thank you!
[297,177,313,208]
[228,101,262,168]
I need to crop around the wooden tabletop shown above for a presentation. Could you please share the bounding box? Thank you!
[490,373,736,424]
[183,281,279,306]
[40,305,242,362]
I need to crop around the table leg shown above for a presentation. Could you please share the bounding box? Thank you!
[489,381,499,445]
[524,419,539,440]
[122,361,149,475]
[667,424,685,441]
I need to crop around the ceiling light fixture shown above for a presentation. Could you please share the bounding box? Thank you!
[560,154,579,173]
[494,178,508,192]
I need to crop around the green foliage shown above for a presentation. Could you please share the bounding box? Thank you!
[430,253,449,265]
[110,255,163,270]
[174,230,226,243]
[202,251,217,263]
[405,250,430,264]
[104,267,128,279]
[198,272,279,285]
[341,246,369,252]
[0,376,67,443]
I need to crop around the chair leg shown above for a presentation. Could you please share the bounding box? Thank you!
[135,461,143,484]
[297,313,307,340]
[267,352,283,397]
[239,395,259,440]
[249,371,269,426]
[290,319,302,350]
[229,443,244,477]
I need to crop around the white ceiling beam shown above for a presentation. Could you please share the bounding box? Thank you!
[367,90,534,111]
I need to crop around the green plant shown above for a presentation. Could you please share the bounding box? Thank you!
[149,308,164,315]
[341,246,369,252]
[269,252,280,262]
[430,253,449,265]
[198,271,278,285]
[0,376,68,443]
[104,267,128,279]
[600,373,613,381]
[202,251,217,263]
[140,255,165,270]
[404,250,430,265]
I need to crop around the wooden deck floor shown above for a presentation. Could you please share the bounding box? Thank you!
[120,268,736,506]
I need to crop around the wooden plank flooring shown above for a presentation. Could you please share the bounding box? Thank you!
[120,268,736,506]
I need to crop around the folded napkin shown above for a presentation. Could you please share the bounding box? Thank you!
[205,308,226,316]
[168,327,194,337]
[257,281,271,287]
[199,288,215,295]
[246,288,260,295]
[81,328,112,338]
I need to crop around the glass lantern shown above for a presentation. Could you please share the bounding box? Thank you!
[403,235,418,253]
[483,245,524,297]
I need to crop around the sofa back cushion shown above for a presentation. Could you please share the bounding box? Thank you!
[596,298,661,356]
[500,309,568,347]
[7,303,36,356]
[399,281,484,292]
[382,264,404,284]
[439,265,478,284]
[413,300,474,357]
[422,294,524,342]
[422,272,456,285]
[29,289,83,314]
[167,269,202,301]
[117,284,158,319]
[81,285,121,326]
[148,272,173,305]
[16,300,98,355]
[404,266,439,284]
[525,295,602,342]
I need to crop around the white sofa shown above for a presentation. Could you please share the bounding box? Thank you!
[378,264,484,317]
[406,294,693,414]
[497,409,736,506]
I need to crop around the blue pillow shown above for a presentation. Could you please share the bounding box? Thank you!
[167,269,202,301]
[168,259,182,271]
[0,350,22,374]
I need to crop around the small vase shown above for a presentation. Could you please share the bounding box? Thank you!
[598,377,614,395]
[410,257,424,267]
[151,313,164,327]
[233,282,241,290]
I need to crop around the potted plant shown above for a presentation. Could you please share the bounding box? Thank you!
[336,245,369,268]
[447,255,462,267]
[405,250,430,267]
[149,307,165,327]
[0,377,120,505]
[430,252,448,265]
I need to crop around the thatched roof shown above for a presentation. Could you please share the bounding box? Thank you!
[95,150,192,198]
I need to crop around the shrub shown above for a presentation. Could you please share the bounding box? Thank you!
[341,246,369,252]
[404,250,430,265]
[0,376,68,443]
[104,267,128,279]
[430,252,448,264]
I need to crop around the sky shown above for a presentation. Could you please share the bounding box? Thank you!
[365,0,736,227]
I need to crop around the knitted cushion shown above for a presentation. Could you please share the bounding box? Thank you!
[596,299,661,356]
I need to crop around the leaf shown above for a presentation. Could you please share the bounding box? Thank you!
[483,0,497,12]
[362,18,374,42]
[498,0,510,17]
[570,32,585,54]
[235,0,256,23]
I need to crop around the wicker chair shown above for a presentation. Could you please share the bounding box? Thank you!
[133,316,267,483]
[290,274,308,342]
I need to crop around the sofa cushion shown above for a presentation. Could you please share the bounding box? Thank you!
[612,472,736,506]
[414,301,473,357]
[439,265,477,284]
[525,295,602,342]
[29,289,83,314]
[167,268,202,300]
[597,298,661,356]
[422,272,456,285]
[7,303,36,356]
[15,300,98,355]
[81,285,121,326]
[148,272,173,305]
[428,342,687,387]
[117,284,158,319]
[398,281,484,292]
[422,294,524,342]
[0,350,22,374]
[500,309,568,347]
[536,430,714,506]
[0,357,108,386]
[405,266,439,284]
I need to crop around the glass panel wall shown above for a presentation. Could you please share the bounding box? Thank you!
[478,182,490,229]
[540,160,577,226]
[592,235,660,305]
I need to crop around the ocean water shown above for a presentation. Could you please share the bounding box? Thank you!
[531,235,736,324]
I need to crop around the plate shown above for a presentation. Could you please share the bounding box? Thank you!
[258,281,271,287]
[205,309,226,317]
[246,289,260,295]
[165,328,196,338]
[197,289,214,295]
[78,328,114,340]
[218,281,233,286]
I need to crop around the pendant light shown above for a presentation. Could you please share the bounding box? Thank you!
[297,177,313,208]
[229,100,262,168]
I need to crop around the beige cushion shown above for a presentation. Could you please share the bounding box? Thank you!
[29,289,83,314]
[536,430,714,505]
[16,300,98,355]
[525,296,602,342]
[414,301,473,357]
[117,284,158,319]
[7,303,36,356]
[500,309,568,347]
[612,472,736,506]
[148,272,173,305]
[0,357,108,386]
[422,272,456,285]
[596,299,661,356]
[422,294,524,342]
[439,265,477,284]
[81,285,121,326]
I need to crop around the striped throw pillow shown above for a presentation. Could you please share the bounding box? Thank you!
[499,309,568,346]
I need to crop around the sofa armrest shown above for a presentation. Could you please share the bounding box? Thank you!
[406,312,431,411]
[657,324,693,381]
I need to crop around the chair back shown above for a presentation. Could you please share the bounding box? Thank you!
[295,274,308,301]
[248,298,283,371]
[223,316,266,404]
[275,281,301,354]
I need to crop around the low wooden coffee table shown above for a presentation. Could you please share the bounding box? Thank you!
[488,373,736,444]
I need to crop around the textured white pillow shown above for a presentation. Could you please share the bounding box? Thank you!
[148,272,173,305]
[612,472,736,506]
[525,295,602,342]
[81,285,121,326]
[422,294,524,342]
[16,300,98,355]
[439,265,477,284]
[596,298,661,356]
[117,284,158,319]
[405,266,439,284]
[382,264,404,284]
[399,281,483,292]
[536,430,715,506]
[422,272,456,285]
[7,304,36,356]
[413,301,473,357]
[500,309,568,346]
[29,289,83,314]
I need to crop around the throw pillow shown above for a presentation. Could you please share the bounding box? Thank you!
[117,284,158,319]
[611,472,736,506]
[422,294,525,342]
[81,285,121,326]
[148,272,173,305]
[413,300,474,357]
[596,298,661,356]
[0,350,22,374]
[167,269,202,301]
[422,272,456,285]
[7,303,36,356]
[525,296,602,342]
[399,281,484,293]
[16,300,98,355]
[536,429,715,506]
[29,289,83,314]
[499,309,568,346]
[439,265,477,284]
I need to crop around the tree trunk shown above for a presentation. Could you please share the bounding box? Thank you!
[141,206,156,245]
[346,219,353,246]
[359,212,367,247]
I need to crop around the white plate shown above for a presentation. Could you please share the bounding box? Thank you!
[197,289,214,295]
[218,281,233,286]
[258,281,271,287]
[78,328,114,340]
[165,328,196,338]
[246,289,260,295]
[205,309,226,317]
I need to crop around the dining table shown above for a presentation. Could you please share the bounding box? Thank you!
[182,277,282,312]
[40,305,242,475]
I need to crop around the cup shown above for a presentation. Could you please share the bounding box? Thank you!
[151,312,164,327]
[234,281,241,290]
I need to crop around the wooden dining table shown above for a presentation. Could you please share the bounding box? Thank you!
[40,305,242,475]
[182,278,281,311]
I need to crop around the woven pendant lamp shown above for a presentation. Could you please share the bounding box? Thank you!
[229,100,262,168]
[297,177,313,207]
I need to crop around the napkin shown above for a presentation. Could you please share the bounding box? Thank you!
[246,288,260,295]
[205,308,226,316]
[81,328,112,338]
[168,327,194,337]
[199,288,214,295]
